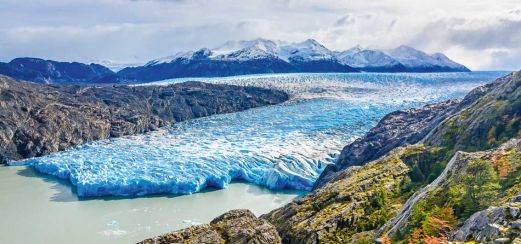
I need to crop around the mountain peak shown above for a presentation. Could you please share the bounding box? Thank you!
[294,39,326,49]
[384,46,469,71]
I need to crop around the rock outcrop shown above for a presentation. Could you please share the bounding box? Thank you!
[139,224,225,244]
[0,75,288,162]
[140,209,282,244]
[452,193,521,243]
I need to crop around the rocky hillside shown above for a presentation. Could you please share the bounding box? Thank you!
[0,75,288,163]
[314,100,461,188]
[142,70,521,243]
[425,70,521,153]
[262,145,423,243]
[376,139,521,242]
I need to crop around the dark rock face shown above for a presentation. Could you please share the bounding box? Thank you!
[0,75,288,162]
[314,100,460,189]
[117,57,357,83]
[139,209,282,244]
[0,58,117,84]
[118,58,296,82]
[287,59,358,73]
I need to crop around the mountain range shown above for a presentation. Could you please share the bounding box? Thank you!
[0,39,470,84]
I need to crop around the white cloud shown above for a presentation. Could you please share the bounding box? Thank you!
[0,0,520,70]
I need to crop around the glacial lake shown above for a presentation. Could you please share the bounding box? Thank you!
[0,166,303,244]
[1,71,509,243]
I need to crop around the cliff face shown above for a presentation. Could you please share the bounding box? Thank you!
[452,190,521,242]
[0,75,288,163]
[141,70,521,243]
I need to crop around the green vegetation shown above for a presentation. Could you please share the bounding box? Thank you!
[449,159,500,217]
[357,189,393,232]
[395,145,521,242]
[398,145,449,199]
[434,79,521,155]
[388,73,521,242]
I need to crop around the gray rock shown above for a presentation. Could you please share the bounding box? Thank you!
[139,224,224,244]
[495,237,511,243]
[510,207,521,219]
[139,209,282,244]
[451,199,521,242]
[210,209,282,244]
[511,220,521,230]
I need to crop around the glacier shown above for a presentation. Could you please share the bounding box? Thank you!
[15,72,507,197]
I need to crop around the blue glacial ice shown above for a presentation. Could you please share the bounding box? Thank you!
[17,72,508,197]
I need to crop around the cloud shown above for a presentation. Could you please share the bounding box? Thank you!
[0,0,520,70]
[408,13,521,70]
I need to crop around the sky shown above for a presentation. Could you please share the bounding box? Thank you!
[0,0,520,70]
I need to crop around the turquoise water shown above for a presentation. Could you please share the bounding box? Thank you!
[14,71,508,197]
[0,166,303,244]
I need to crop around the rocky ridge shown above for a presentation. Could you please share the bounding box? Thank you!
[0,75,288,163]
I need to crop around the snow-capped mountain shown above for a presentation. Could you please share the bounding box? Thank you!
[145,38,339,64]
[117,39,357,82]
[335,45,406,72]
[211,39,281,61]
[430,53,470,71]
[335,45,469,72]
[145,48,213,66]
[384,45,470,72]
[279,39,336,62]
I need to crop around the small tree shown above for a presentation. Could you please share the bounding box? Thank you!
[461,159,500,216]
[410,164,425,182]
